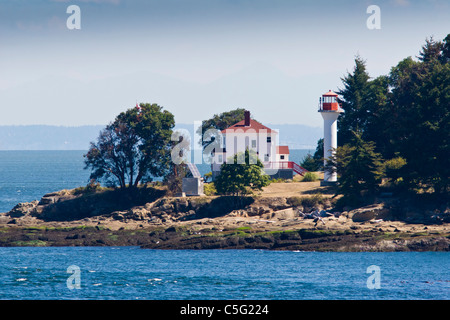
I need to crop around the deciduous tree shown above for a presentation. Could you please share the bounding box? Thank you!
[84,103,175,189]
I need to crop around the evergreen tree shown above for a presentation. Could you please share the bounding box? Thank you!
[337,56,370,146]
[441,34,450,64]
[418,36,444,63]
[301,138,324,171]
[334,34,450,195]
[388,41,449,194]
[362,75,392,155]
[300,154,318,172]
[326,131,383,205]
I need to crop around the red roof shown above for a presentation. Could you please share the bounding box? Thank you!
[276,146,290,154]
[323,90,338,96]
[221,119,276,134]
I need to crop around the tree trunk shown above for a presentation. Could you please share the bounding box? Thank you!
[133,170,144,188]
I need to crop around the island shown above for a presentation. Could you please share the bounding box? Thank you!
[1,174,448,251]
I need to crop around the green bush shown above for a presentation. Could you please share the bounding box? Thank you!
[73,180,105,195]
[383,157,407,182]
[301,172,318,182]
[203,183,217,196]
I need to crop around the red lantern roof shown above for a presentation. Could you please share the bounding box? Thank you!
[323,90,338,96]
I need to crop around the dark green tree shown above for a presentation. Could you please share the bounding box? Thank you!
[441,34,450,64]
[301,138,324,171]
[84,103,175,189]
[418,36,444,63]
[326,131,384,205]
[337,56,371,146]
[300,154,318,172]
[361,75,392,156]
[384,35,450,195]
[214,149,270,196]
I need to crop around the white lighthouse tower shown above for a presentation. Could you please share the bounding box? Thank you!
[318,90,343,185]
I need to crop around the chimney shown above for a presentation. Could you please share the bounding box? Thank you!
[244,110,250,126]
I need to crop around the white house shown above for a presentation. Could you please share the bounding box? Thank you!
[211,110,307,179]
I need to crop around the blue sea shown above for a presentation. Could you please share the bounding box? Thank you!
[0,150,449,301]
[1,247,449,300]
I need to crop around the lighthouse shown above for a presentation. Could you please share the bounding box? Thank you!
[318,90,343,185]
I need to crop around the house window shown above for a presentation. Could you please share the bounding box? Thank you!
[251,140,257,148]
[267,136,271,143]
[280,155,285,160]
[218,154,223,163]
[264,154,270,162]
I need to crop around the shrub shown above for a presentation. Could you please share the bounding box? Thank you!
[383,157,407,182]
[300,193,326,207]
[73,179,104,195]
[301,172,318,182]
[214,149,270,195]
[204,183,217,196]
[287,193,326,208]
[287,196,303,207]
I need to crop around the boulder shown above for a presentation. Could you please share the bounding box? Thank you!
[174,199,189,212]
[112,211,126,220]
[38,196,57,205]
[8,201,39,218]
[272,208,296,220]
[350,204,388,222]
[255,197,290,211]
[161,203,174,212]
[247,206,269,216]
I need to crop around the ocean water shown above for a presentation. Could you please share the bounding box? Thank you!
[0,151,91,213]
[0,150,314,213]
[0,247,449,300]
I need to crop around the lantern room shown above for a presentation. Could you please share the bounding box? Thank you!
[319,90,341,111]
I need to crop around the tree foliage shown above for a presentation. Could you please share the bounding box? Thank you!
[84,103,175,188]
[214,149,270,196]
[301,138,324,171]
[337,55,371,146]
[197,108,247,151]
[334,34,449,195]
[326,131,384,205]
[388,48,449,194]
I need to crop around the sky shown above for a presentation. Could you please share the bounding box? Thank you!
[0,0,449,128]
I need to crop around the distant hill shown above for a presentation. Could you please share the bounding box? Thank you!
[0,124,321,150]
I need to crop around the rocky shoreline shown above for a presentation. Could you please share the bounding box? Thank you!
[0,187,449,251]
